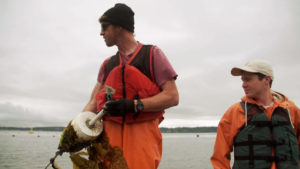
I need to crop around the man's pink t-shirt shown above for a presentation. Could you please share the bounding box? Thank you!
[97,43,177,88]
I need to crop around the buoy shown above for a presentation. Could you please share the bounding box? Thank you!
[45,86,115,169]
[45,111,105,169]
[28,128,34,134]
[71,111,104,142]
[69,85,115,142]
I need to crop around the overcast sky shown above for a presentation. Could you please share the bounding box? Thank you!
[1,0,299,128]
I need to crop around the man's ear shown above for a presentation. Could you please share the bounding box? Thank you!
[264,76,271,86]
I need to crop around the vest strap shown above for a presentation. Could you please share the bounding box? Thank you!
[235,155,275,161]
[247,120,290,127]
[234,140,284,147]
[234,155,289,162]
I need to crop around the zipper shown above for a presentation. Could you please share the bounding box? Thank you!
[121,64,126,149]
[121,64,126,99]
[121,64,126,124]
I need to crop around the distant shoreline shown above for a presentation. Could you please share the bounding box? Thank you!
[0,126,217,133]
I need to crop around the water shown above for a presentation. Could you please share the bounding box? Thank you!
[0,131,216,169]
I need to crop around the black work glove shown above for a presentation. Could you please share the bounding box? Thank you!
[103,99,134,117]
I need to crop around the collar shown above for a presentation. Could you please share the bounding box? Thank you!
[241,95,287,110]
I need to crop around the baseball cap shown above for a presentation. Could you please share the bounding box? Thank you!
[231,60,274,80]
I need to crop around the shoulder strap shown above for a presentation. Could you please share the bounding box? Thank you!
[240,101,253,114]
[129,45,155,82]
[272,107,293,127]
[240,101,267,126]
[103,54,120,82]
[103,45,156,83]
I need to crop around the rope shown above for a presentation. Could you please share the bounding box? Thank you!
[45,150,64,169]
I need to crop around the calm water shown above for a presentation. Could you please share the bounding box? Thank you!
[0,131,217,169]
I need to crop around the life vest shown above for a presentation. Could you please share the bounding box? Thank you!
[95,44,164,123]
[233,102,299,169]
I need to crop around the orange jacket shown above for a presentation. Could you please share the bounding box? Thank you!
[211,91,300,169]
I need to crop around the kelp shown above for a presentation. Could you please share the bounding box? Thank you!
[58,121,90,152]
[46,86,123,169]
[46,121,128,169]
[71,131,129,169]
[52,162,62,169]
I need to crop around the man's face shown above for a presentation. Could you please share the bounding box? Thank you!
[100,22,120,47]
[241,72,269,99]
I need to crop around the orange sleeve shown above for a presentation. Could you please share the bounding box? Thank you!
[290,102,300,151]
[295,107,300,168]
[284,100,300,147]
[286,101,300,168]
[211,103,244,169]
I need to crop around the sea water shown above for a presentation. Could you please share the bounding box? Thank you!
[0,131,217,169]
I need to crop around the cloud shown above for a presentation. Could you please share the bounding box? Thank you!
[0,0,299,127]
[0,102,66,127]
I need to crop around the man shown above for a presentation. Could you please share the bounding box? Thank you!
[82,3,179,169]
[211,60,300,169]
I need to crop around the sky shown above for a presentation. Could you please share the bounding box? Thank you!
[0,0,299,128]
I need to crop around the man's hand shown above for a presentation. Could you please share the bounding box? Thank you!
[103,99,134,116]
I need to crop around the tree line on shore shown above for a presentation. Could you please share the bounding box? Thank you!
[0,126,217,133]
